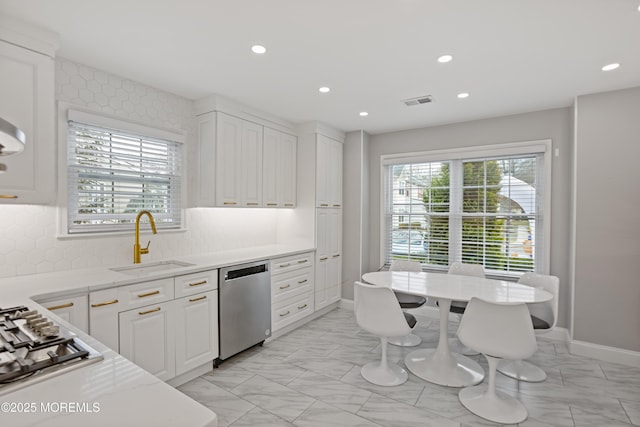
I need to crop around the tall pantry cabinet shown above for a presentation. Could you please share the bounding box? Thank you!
[298,124,344,312]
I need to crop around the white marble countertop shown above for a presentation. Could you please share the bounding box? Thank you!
[0,243,314,427]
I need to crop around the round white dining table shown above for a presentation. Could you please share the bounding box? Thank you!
[361,270,553,387]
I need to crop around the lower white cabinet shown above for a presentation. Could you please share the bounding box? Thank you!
[315,208,342,311]
[119,300,176,381]
[89,269,219,382]
[270,252,314,332]
[39,295,89,333]
[175,290,218,375]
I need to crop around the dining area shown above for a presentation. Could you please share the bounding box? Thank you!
[356,261,557,425]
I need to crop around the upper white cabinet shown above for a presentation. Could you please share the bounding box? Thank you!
[316,134,342,208]
[0,26,57,204]
[195,108,296,208]
[263,127,297,208]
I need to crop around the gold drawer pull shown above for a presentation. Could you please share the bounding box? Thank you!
[279,284,291,290]
[91,299,119,308]
[297,259,308,264]
[267,203,277,206]
[0,195,18,199]
[319,257,328,261]
[47,302,74,311]
[246,202,259,206]
[279,263,291,268]
[285,204,294,207]
[224,201,237,205]
[189,295,207,302]
[298,279,308,284]
[333,204,341,207]
[320,204,329,207]
[138,290,160,298]
[139,307,161,316]
[189,280,208,287]
[279,310,290,317]
[332,254,341,258]
[297,304,308,310]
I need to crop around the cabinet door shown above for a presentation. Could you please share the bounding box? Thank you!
[195,112,216,206]
[279,132,297,208]
[262,128,279,207]
[89,288,121,352]
[215,112,242,206]
[241,120,263,207]
[119,300,175,381]
[175,290,218,375]
[0,40,55,204]
[315,135,330,207]
[329,138,343,208]
[315,208,342,309]
[41,295,89,333]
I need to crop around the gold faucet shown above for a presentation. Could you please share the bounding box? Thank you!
[133,210,157,264]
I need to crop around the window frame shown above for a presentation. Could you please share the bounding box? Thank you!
[379,140,552,277]
[57,106,187,238]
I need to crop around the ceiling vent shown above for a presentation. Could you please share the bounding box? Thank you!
[402,95,433,106]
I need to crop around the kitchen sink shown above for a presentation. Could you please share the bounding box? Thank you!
[110,260,194,276]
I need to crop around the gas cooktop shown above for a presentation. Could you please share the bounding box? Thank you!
[0,305,103,395]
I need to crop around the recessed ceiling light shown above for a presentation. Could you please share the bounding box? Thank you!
[318,86,331,93]
[601,63,620,71]
[437,55,453,63]
[251,45,266,54]
[359,112,369,117]
[457,92,470,99]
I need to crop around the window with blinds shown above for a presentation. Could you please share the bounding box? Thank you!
[67,118,182,234]
[383,143,548,277]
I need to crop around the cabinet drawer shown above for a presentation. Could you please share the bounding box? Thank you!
[40,295,89,333]
[272,293,314,332]
[271,268,313,304]
[117,278,174,311]
[174,270,218,298]
[271,252,314,276]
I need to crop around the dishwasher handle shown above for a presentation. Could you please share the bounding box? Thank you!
[223,262,269,281]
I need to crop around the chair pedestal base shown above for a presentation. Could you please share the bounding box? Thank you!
[497,359,547,382]
[389,333,422,347]
[458,385,528,424]
[361,361,408,386]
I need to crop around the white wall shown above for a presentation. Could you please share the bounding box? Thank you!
[365,107,574,329]
[0,58,293,279]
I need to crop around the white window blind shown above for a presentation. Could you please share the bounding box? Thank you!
[67,119,182,234]
[383,143,548,277]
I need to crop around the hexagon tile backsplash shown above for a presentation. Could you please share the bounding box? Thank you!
[0,58,284,279]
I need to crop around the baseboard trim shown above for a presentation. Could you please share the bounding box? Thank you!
[570,340,640,367]
[338,298,354,311]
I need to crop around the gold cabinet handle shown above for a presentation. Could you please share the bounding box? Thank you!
[297,259,308,264]
[224,201,237,205]
[267,203,277,206]
[320,204,329,207]
[333,204,341,207]
[91,299,119,308]
[138,290,160,298]
[279,310,290,317]
[47,302,74,311]
[332,254,341,258]
[284,204,294,207]
[189,295,207,303]
[297,304,308,310]
[279,263,291,268]
[298,279,308,284]
[319,257,328,261]
[246,202,259,206]
[139,307,161,315]
[189,280,207,287]
[0,195,18,199]
[279,284,291,290]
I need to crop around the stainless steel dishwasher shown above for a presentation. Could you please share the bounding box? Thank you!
[217,260,271,365]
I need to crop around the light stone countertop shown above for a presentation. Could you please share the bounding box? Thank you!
[0,243,315,427]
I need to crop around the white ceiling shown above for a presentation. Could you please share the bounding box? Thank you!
[2,0,640,134]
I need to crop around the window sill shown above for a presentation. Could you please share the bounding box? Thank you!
[56,227,188,241]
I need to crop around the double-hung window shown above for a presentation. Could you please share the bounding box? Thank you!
[66,110,184,234]
[382,140,550,278]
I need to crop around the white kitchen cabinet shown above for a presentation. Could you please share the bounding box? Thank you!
[270,252,314,332]
[89,287,121,352]
[315,208,342,310]
[175,290,218,375]
[40,294,89,333]
[214,112,264,207]
[119,300,176,381]
[263,127,297,208]
[316,134,343,208]
[0,39,56,204]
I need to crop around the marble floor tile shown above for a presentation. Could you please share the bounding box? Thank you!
[231,374,315,422]
[175,307,639,427]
